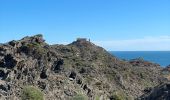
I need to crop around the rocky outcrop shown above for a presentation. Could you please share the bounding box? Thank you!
[138,82,170,100]
[0,34,164,100]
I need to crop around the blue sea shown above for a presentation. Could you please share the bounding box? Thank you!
[110,51,170,67]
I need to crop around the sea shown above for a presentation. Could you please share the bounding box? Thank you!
[110,51,170,67]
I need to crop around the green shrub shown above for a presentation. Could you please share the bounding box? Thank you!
[110,91,126,100]
[110,94,123,100]
[95,96,100,100]
[25,42,47,59]
[72,94,88,100]
[21,86,44,100]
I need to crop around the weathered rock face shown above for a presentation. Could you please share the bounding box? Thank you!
[138,82,170,100]
[0,35,164,100]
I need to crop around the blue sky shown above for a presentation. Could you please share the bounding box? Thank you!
[0,0,170,51]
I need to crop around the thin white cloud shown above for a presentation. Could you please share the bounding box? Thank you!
[93,36,170,51]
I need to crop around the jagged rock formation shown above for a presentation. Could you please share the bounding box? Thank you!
[138,65,170,100]
[138,82,170,100]
[0,34,164,100]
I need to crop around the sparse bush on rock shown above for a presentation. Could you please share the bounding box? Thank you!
[21,86,44,100]
[72,94,88,100]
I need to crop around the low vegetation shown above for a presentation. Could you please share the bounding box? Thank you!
[72,94,88,100]
[21,86,44,100]
[110,91,126,100]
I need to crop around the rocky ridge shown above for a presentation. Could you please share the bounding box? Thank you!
[0,34,165,100]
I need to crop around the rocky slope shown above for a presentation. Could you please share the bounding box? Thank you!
[138,65,170,100]
[138,82,170,100]
[0,34,164,100]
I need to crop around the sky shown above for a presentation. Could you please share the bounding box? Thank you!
[0,0,170,51]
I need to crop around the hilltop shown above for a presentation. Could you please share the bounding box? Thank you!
[0,34,165,100]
